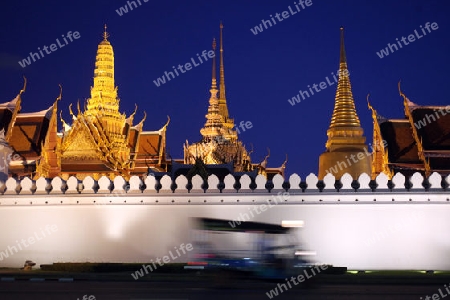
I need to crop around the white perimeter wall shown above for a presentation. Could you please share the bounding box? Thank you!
[0,192,449,270]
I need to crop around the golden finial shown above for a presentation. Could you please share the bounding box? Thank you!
[366,93,372,110]
[56,84,62,102]
[398,80,414,111]
[248,143,254,156]
[77,100,81,115]
[129,104,138,119]
[398,80,405,99]
[20,76,27,95]
[68,103,76,120]
[103,24,110,41]
[165,115,170,126]
[281,153,288,168]
[136,111,147,128]
[60,111,71,132]
[161,115,171,131]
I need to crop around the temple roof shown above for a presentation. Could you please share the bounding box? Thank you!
[0,94,20,136]
[0,109,13,133]
[131,129,167,174]
[137,131,164,157]
[379,119,421,164]
[9,107,52,160]
[409,106,450,150]
[376,97,450,176]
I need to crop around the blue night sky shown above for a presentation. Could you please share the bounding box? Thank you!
[0,0,449,178]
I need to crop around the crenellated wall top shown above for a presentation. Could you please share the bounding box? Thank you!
[0,172,448,195]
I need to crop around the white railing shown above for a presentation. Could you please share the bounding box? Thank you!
[0,172,448,195]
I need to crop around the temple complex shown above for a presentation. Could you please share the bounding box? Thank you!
[370,84,450,178]
[4,25,445,183]
[318,28,371,180]
[0,26,169,180]
[0,25,285,182]
[183,24,285,180]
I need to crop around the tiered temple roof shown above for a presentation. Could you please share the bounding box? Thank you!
[0,27,168,180]
[0,25,285,182]
[370,84,450,178]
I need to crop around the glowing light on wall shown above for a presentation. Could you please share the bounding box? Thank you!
[281,220,304,227]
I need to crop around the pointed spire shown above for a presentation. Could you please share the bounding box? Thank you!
[219,22,226,101]
[103,24,109,41]
[198,29,238,143]
[328,27,361,130]
[318,28,371,179]
[339,27,346,65]
[86,26,121,117]
[216,22,232,123]
[211,38,217,90]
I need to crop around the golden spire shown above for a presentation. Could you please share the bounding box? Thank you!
[85,26,122,119]
[325,27,366,150]
[184,23,251,172]
[200,38,229,141]
[328,27,361,130]
[219,22,225,101]
[103,24,109,41]
[318,28,371,180]
[218,22,230,121]
[211,38,217,91]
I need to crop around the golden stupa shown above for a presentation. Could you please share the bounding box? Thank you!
[318,28,371,179]
[183,24,253,173]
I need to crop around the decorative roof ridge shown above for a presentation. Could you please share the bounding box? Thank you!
[17,105,53,119]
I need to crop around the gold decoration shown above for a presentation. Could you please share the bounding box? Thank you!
[184,25,253,173]
[399,81,431,177]
[318,28,371,179]
[367,94,393,179]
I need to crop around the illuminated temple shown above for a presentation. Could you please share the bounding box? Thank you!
[182,24,285,180]
[0,27,169,180]
[1,26,447,182]
[318,28,371,180]
[0,25,284,181]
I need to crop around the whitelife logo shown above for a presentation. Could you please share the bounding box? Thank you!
[376,22,438,59]
[115,0,149,16]
[152,50,215,87]
[250,0,313,35]
[228,192,290,228]
[414,105,450,129]
[131,242,193,280]
[325,140,388,176]
[77,296,95,300]
[420,283,450,300]
[265,265,328,298]
[18,31,81,68]
[0,225,58,261]
[287,70,348,106]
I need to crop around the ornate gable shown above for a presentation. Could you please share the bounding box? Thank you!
[61,120,101,161]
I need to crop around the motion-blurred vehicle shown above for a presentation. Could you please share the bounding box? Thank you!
[186,217,322,282]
